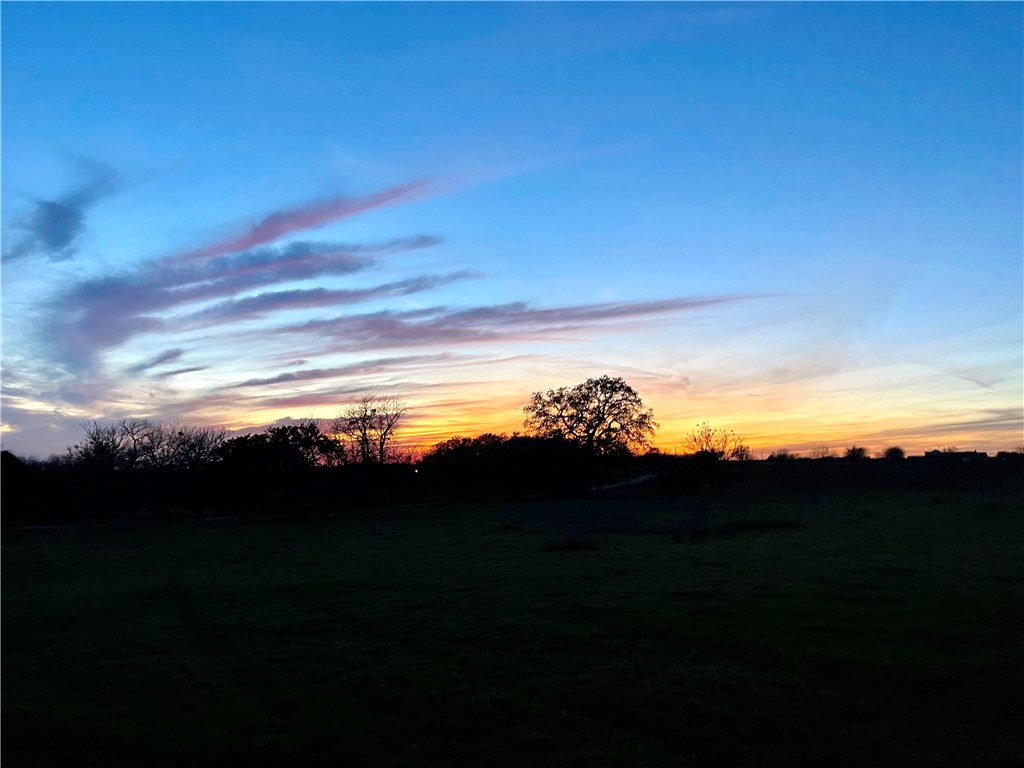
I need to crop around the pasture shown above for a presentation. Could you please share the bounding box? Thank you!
[3,487,1022,766]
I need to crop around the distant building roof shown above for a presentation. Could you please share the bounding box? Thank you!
[924,450,989,461]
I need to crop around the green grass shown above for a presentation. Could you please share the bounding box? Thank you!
[3,488,1023,767]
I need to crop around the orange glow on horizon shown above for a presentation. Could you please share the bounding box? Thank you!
[204,398,1021,459]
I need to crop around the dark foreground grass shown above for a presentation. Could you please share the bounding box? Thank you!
[3,488,1022,767]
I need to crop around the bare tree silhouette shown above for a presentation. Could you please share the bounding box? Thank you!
[684,422,749,461]
[331,395,407,464]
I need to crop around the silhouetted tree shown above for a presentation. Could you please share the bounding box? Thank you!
[883,446,905,460]
[845,446,869,460]
[267,422,338,467]
[684,422,748,461]
[523,376,656,455]
[216,421,335,471]
[118,419,163,469]
[72,421,129,470]
[215,433,273,470]
[425,435,476,461]
[420,432,593,502]
[165,424,227,469]
[331,395,407,464]
[65,420,226,471]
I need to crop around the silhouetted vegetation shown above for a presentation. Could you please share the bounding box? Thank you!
[419,433,597,503]
[5,433,1021,527]
[329,395,407,464]
[808,445,837,459]
[66,419,227,471]
[3,378,1022,527]
[523,375,657,455]
[2,409,415,524]
[683,421,749,461]
[679,422,751,491]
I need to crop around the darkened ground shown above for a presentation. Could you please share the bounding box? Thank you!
[3,486,1022,767]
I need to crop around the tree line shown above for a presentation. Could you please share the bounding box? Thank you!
[47,395,408,472]
[27,376,946,472]
[35,377,662,472]
[3,375,1019,526]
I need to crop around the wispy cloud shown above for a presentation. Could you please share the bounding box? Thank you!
[31,166,755,392]
[224,354,458,389]
[877,408,1024,439]
[172,180,435,264]
[261,296,755,355]
[177,270,479,326]
[22,167,768,453]
[126,348,185,374]
[44,236,439,373]
[157,366,209,379]
[4,157,119,262]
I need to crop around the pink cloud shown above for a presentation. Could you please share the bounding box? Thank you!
[173,180,435,263]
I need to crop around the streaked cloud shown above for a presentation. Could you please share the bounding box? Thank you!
[156,366,209,379]
[126,348,186,374]
[262,296,755,356]
[43,235,439,373]
[178,270,480,326]
[38,169,753,385]
[223,354,458,389]
[172,180,435,264]
[11,158,1012,460]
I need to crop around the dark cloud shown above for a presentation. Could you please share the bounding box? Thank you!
[156,366,209,378]
[224,354,457,389]
[4,158,119,262]
[126,348,185,374]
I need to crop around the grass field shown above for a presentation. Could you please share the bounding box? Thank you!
[3,487,1023,767]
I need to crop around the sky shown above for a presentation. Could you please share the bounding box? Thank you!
[2,2,1021,459]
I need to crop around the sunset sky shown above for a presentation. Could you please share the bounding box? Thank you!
[2,2,1021,459]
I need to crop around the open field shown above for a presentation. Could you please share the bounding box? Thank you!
[3,487,1023,767]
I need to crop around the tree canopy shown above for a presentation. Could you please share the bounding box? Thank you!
[522,375,657,455]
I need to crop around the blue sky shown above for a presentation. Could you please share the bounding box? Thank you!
[2,2,1021,458]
